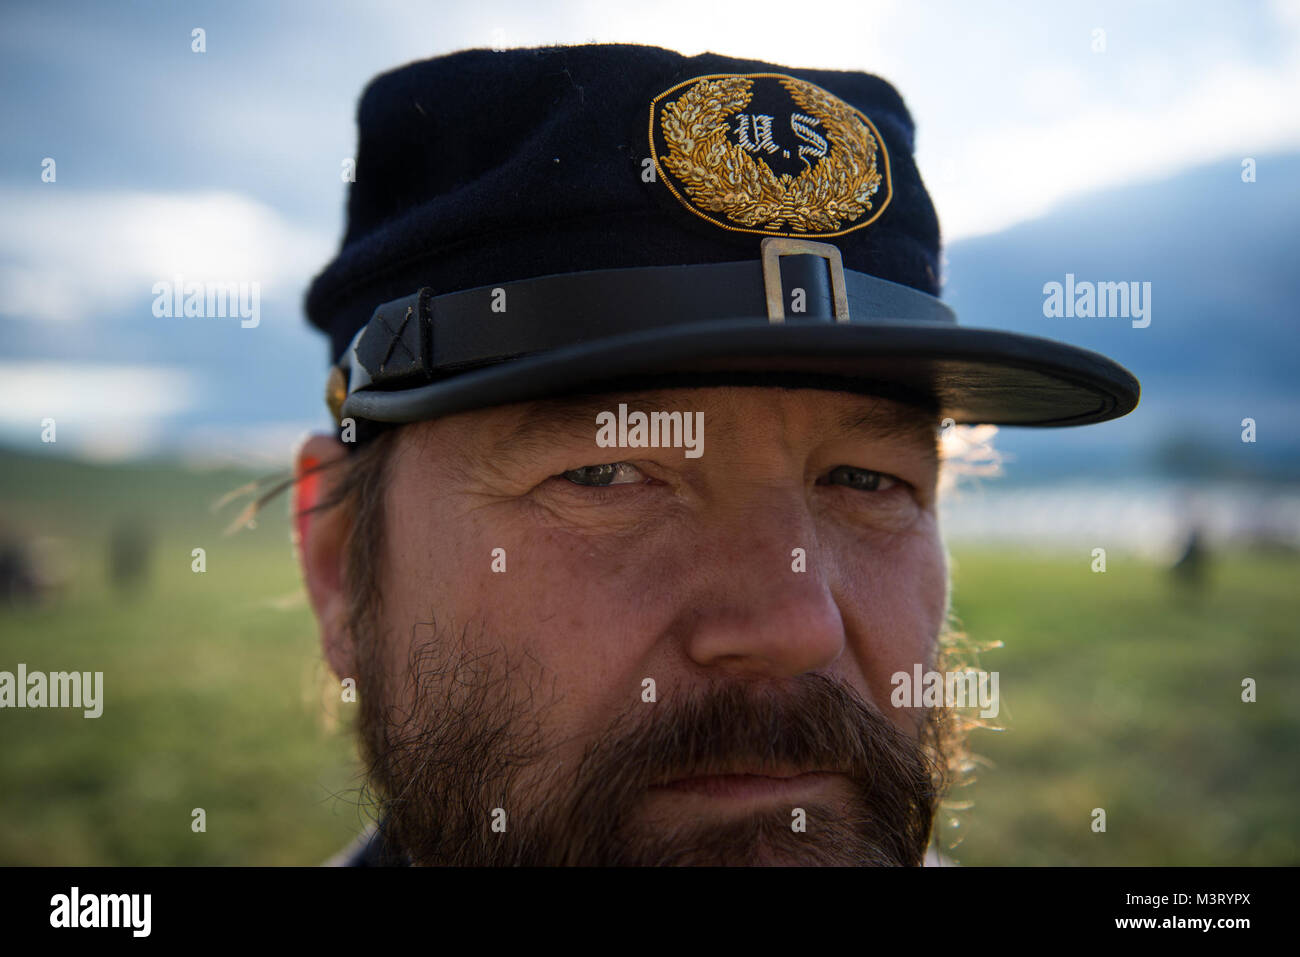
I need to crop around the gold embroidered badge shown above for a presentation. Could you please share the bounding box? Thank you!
[649,73,892,238]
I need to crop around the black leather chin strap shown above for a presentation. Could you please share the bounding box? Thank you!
[339,255,955,399]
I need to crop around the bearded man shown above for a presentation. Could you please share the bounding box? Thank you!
[292,44,1139,866]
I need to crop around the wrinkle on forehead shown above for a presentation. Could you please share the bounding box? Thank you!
[468,388,940,462]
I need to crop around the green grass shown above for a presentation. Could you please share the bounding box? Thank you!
[939,547,1300,865]
[1,450,1297,864]
[0,451,364,865]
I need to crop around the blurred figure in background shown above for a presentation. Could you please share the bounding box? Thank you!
[107,518,153,596]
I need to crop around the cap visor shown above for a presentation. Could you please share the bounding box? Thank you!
[343,319,1140,428]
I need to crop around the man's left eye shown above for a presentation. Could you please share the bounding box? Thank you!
[560,463,646,487]
[822,466,900,492]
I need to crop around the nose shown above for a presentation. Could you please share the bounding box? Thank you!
[673,491,847,679]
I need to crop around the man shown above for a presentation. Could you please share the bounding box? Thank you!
[293,44,1139,866]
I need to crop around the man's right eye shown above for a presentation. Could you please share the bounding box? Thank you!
[560,463,645,487]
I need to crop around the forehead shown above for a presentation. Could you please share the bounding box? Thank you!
[424,387,941,459]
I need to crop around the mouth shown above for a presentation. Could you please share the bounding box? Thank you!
[649,768,846,801]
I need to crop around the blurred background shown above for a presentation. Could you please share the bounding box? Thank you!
[1,0,1297,864]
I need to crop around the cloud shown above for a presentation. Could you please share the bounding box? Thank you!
[0,361,200,461]
[924,53,1300,240]
[0,188,331,323]
[913,5,1300,240]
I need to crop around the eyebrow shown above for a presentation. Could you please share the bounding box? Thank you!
[835,401,940,458]
[490,390,680,460]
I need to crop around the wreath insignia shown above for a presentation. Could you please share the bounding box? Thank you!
[649,73,892,238]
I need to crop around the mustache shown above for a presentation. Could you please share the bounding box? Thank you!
[576,674,927,787]
[551,674,943,864]
[360,628,946,866]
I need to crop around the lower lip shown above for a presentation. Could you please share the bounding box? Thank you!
[651,772,841,800]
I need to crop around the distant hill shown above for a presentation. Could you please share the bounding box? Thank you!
[942,152,1300,484]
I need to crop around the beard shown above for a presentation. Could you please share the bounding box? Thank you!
[354,618,951,866]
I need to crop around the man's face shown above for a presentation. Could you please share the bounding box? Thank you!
[311,386,952,865]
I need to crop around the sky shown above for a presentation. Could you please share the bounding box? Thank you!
[2,0,1298,463]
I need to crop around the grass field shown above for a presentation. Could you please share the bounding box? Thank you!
[1,450,1297,865]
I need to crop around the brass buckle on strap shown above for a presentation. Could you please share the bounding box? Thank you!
[760,237,851,325]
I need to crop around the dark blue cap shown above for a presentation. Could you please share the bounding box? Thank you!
[306,44,939,363]
[306,43,1138,434]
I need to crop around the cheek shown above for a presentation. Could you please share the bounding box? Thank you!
[380,490,670,734]
[828,517,948,720]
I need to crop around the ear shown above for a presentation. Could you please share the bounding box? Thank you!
[293,432,357,680]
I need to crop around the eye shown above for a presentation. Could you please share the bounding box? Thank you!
[821,465,901,492]
[560,463,646,487]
